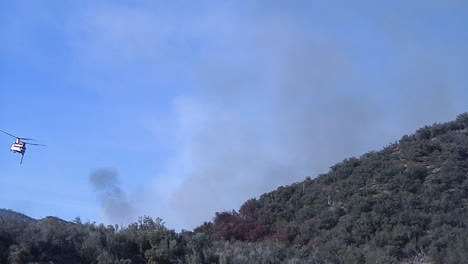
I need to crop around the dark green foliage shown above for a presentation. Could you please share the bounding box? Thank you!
[200,113,468,263]
[1,113,468,263]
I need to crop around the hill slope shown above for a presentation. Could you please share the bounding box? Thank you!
[198,113,468,263]
[1,114,467,263]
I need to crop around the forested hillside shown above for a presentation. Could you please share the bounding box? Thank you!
[1,113,468,263]
[199,113,468,263]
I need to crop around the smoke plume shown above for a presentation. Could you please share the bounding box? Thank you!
[90,169,135,226]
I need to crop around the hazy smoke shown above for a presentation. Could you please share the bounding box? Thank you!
[141,3,465,230]
[159,39,383,229]
[71,1,468,230]
[90,169,135,226]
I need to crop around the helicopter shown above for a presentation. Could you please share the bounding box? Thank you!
[0,130,45,164]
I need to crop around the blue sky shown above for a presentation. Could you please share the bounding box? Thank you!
[1,0,467,230]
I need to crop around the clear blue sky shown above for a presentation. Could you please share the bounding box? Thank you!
[1,0,467,230]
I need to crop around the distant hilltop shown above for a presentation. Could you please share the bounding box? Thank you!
[0,209,36,223]
[0,209,67,224]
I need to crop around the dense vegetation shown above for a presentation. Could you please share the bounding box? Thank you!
[198,113,468,263]
[1,113,468,263]
[0,216,310,264]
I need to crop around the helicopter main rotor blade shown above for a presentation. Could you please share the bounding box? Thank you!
[0,130,18,138]
[21,138,36,141]
[27,143,46,146]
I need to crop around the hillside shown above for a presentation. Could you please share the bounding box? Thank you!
[1,113,467,263]
[197,113,468,263]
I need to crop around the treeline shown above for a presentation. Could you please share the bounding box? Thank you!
[1,113,468,263]
[0,216,315,263]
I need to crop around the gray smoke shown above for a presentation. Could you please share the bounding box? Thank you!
[161,32,384,229]
[90,169,135,226]
[144,2,467,230]
[69,1,468,230]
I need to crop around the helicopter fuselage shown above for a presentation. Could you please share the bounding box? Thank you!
[11,142,26,155]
